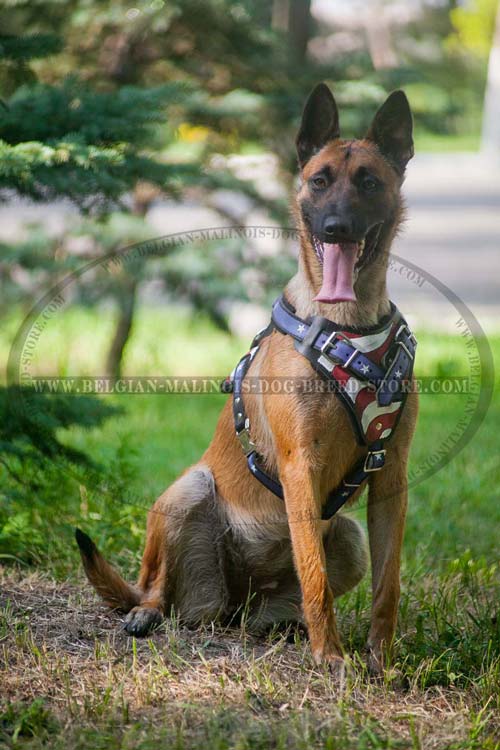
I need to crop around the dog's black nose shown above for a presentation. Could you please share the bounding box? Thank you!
[323,216,353,241]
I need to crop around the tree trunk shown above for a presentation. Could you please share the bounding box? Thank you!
[105,276,137,379]
[481,0,500,155]
[104,183,156,379]
[272,0,289,31]
[288,0,311,64]
[272,0,312,63]
[365,2,398,70]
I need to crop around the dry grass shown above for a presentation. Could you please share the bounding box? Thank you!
[1,567,497,750]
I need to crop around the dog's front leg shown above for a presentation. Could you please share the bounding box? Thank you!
[280,453,344,665]
[366,464,408,674]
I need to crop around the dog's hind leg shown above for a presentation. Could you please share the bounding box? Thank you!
[324,514,368,598]
[246,514,368,633]
[124,465,227,636]
[171,486,229,627]
[124,496,173,636]
[122,529,167,636]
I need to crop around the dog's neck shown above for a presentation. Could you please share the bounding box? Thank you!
[285,210,403,329]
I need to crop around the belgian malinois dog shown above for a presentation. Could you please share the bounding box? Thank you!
[76,83,418,673]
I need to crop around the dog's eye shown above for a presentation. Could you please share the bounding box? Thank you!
[310,175,328,190]
[362,176,379,192]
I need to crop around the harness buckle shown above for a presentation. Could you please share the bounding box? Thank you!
[320,330,352,354]
[319,330,357,372]
[236,417,255,456]
[395,324,417,361]
[363,449,386,472]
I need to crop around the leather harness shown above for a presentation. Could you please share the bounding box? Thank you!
[222,294,417,520]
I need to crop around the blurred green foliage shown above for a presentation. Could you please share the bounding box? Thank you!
[1,0,495,325]
[449,0,498,57]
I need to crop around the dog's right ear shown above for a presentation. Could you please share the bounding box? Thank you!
[296,83,340,168]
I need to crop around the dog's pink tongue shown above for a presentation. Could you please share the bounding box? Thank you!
[313,242,357,303]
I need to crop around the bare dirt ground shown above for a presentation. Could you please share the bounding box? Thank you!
[1,568,495,749]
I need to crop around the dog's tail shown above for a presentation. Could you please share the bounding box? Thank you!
[75,528,141,612]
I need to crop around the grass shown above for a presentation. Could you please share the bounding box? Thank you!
[1,305,499,749]
[413,132,481,154]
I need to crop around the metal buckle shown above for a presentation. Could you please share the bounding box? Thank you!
[363,449,386,472]
[343,348,359,370]
[236,417,255,455]
[320,331,358,372]
[320,329,352,354]
[396,324,417,359]
[320,329,338,354]
[397,339,413,362]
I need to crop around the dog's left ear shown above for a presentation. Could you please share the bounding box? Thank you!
[296,83,340,168]
[366,90,414,174]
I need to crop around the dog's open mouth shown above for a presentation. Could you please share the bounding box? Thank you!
[312,225,381,304]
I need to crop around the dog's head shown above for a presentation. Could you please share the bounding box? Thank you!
[295,83,413,304]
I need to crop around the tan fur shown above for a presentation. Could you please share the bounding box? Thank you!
[77,97,418,671]
[75,530,141,610]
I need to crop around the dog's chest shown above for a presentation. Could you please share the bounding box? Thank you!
[247,339,363,491]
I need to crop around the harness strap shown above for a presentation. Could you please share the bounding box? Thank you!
[273,296,416,402]
[224,295,416,521]
[272,294,396,343]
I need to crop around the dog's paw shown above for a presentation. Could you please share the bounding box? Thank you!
[327,654,347,683]
[123,606,163,637]
[365,645,383,677]
[311,643,346,679]
[365,645,401,686]
[312,652,347,688]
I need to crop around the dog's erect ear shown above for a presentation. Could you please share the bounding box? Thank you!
[366,90,414,174]
[296,83,340,168]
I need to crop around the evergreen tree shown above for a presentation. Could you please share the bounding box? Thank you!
[0,21,181,498]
